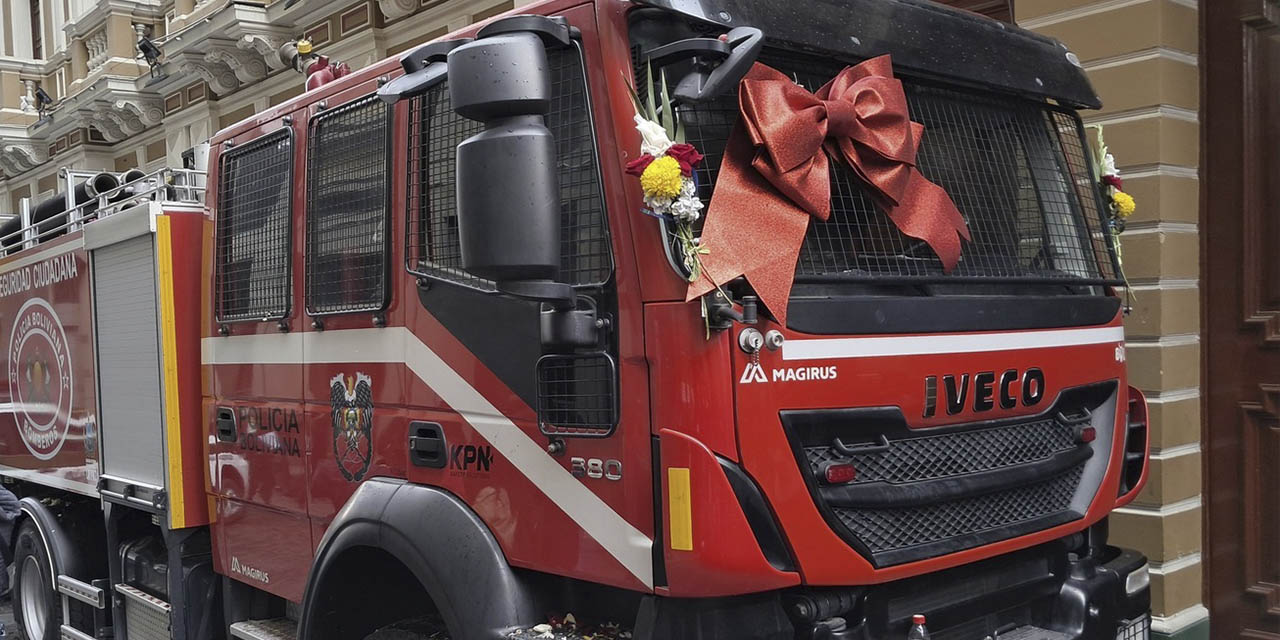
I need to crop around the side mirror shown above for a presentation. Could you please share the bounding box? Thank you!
[449,30,570,305]
[645,26,764,105]
[450,18,598,352]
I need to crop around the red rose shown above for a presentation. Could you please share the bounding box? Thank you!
[665,143,704,176]
[625,154,655,177]
[1102,174,1123,190]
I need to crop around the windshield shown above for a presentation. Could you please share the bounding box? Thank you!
[636,47,1120,291]
[626,4,1124,302]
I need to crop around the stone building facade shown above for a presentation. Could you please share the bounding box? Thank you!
[1014,2,1208,639]
[0,0,520,211]
[0,0,1253,639]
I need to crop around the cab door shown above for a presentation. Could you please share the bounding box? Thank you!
[205,114,312,602]
[294,78,411,547]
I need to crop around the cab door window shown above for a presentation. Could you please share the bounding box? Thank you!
[215,129,294,322]
[305,95,392,315]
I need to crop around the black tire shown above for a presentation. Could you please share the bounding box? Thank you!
[12,521,60,640]
[363,618,450,640]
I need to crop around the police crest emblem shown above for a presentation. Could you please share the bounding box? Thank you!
[330,372,373,481]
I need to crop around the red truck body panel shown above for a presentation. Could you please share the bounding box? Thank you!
[0,3,1146,628]
[196,0,1146,602]
[0,234,98,495]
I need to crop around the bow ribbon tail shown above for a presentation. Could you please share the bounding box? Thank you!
[883,168,972,272]
[686,127,812,325]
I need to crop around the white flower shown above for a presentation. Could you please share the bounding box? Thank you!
[670,194,703,223]
[1101,153,1118,177]
[644,193,673,212]
[634,115,673,156]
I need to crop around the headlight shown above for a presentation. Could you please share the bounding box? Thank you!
[1126,563,1150,595]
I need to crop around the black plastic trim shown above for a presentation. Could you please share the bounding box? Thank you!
[298,479,538,640]
[819,445,1092,509]
[632,0,1101,109]
[650,437,667,588]
[717,457,796,573]
[786,295,1122,335]
[780,381,1117,567]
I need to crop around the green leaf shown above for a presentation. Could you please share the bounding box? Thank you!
[644,59,657,121]
[623,71,645,116]
[659,68,676,140]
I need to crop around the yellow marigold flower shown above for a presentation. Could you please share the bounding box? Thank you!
[640,155,684,200]
[1113,190,1136,218]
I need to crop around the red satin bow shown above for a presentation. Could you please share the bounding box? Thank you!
[687,56,971,325]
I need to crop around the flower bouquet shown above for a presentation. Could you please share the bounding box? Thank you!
[626,67,706,281]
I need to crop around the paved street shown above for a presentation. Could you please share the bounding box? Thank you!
[1,595,18,639]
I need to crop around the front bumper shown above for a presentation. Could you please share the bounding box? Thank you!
[637,529,1150,640]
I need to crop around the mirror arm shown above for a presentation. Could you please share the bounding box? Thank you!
[496,280,576,310]
[671,26,764,105]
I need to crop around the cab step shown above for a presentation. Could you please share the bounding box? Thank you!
[229,618,298,640]
[60,625,97,640]
[988,626,1072,640]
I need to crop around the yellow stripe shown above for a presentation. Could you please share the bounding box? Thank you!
[667,467,693,551]
[156,215,186,529]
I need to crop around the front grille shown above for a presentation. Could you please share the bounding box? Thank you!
[833,466,1083,556]
[804,416,1076,485]
[782,383,1114,566]
[638,49,1120,287]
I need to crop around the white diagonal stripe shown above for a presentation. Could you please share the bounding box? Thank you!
[203,327,654,588]
[782,326,1125,361]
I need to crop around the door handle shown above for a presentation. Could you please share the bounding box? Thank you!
[409,421,446,468]
[215,407,237,443]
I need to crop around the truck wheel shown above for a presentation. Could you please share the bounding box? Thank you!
[13,520,61,640]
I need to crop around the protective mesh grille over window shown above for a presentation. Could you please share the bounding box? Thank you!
[638,49,1121,287]
[216,130,294,322]
[306,96,391,314]
[407,45,612,290]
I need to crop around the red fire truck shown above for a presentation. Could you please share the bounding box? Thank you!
[0,1,1153,639]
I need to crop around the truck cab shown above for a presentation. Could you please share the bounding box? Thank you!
[1,1,1151,640]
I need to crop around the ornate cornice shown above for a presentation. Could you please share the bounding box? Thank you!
[176,53,239,95]
[205,44,268,85]
[377,0,418,22]
[238,33,289,72]
[113,97,165,126]
[0,141,49,173]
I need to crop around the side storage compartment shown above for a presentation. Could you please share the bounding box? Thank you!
[93,231,166,496]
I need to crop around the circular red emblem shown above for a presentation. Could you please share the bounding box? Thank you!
[8,298,73,460]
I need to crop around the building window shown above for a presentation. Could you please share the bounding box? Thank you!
[305,95,391,315]
[215,129,294,322]
[406,43,612,291]
[30,0,42,59]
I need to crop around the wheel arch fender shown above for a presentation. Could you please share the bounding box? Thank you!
[298,478,539,640]
[16,496,85,581]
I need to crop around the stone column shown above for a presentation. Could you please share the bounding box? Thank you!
[1014,2,1205,640]
[107,13,135,59]
[10,0,33,59]
[0,71,24,110]
[21,79,35,111]
[70,36,87,82]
